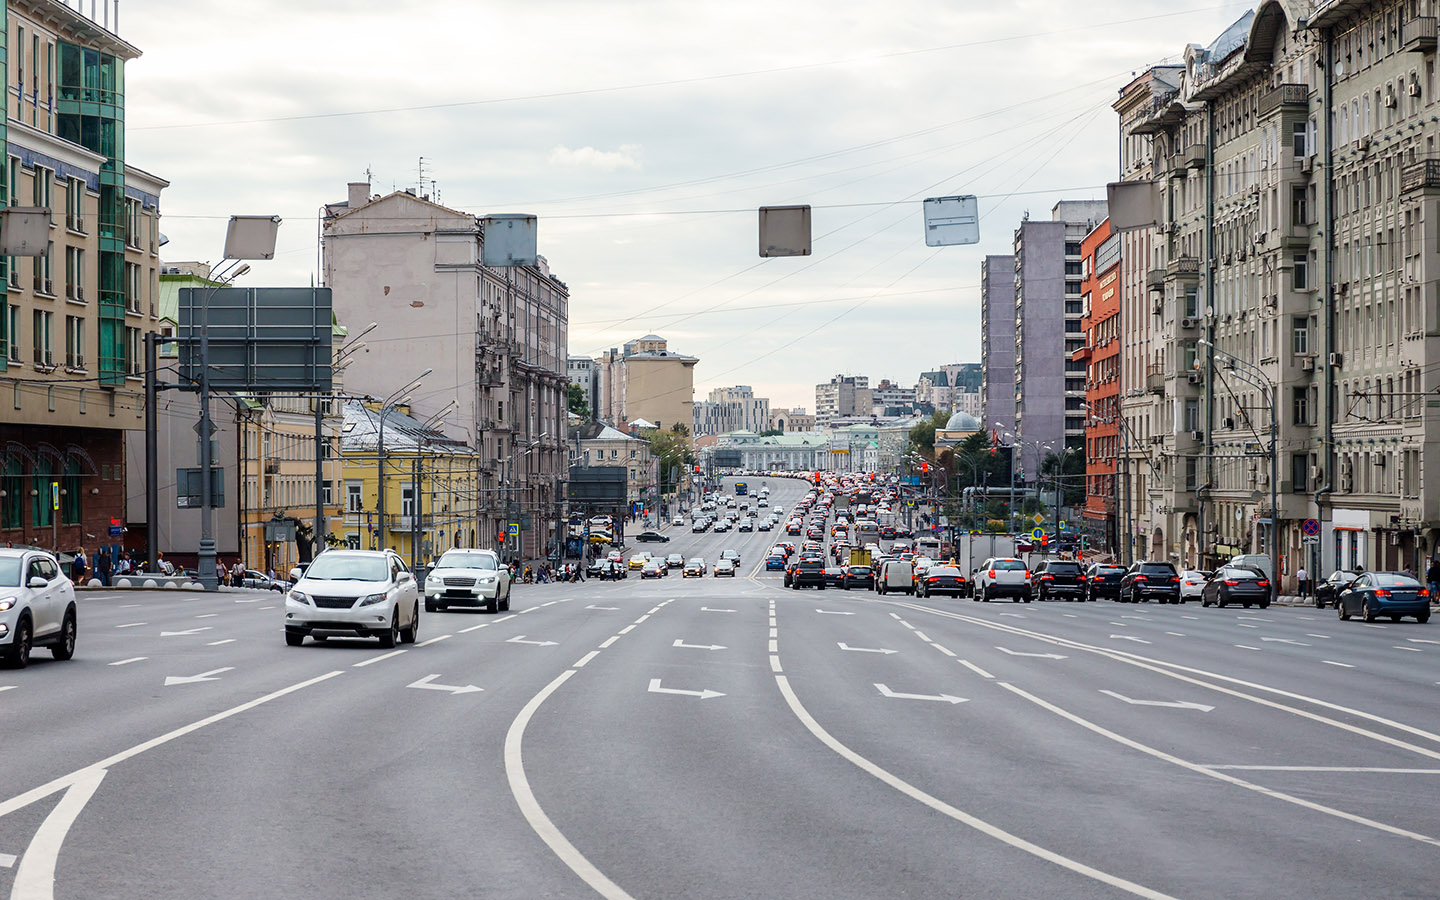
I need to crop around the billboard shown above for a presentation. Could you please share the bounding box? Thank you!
[566,466,627,502]
[178,287,333,392]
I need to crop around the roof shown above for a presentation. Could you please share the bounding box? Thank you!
[944,411,981,431]
[629,418,658,429]
[340,400,473,454]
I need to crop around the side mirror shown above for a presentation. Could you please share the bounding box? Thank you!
[398,571,414,582]
[29,576,48,588]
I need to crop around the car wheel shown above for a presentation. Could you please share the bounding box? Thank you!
[285,631,305,647]
[425,598,437,613]
[1314,596,1324,609]
[502,588,511,611]
[486,594,499,614]
[1418,612,1430,624]
[1218,596,1227,608]
[378,611,399,648]
[982,586,991,602]
[1201,594,1210,607]
[51,607,77,661]
[1259,601,1270,610]
[1363,600,1377,623]
[4,615,32,668]
[400,605,419,644]
[1338,602,1351,621]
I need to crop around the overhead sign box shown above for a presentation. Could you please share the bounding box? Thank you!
[759,205,811,257]
[481,215,538,267]
[0,207,53,256]
[922,195,980,246]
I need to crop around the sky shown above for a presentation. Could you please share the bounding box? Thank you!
[120,0,1255,410]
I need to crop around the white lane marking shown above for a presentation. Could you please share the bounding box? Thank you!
[11,768,106,900]
[1306,634,1332,639]
[617,625,636,635]
[633,615,650,624]
[1001,681,1440,848]
[518,608,535,614]
[494,615,517,623]
[646,606,661,614]
[407,674,482,695]
[768,639,778,653]
[1120,615,1148,620]
[159,627,213,636]
[119,604,141,608]
[838,642,897,655]
[1323,661,1355,668]
[1108,622,1128,627]
[1165,632,1186,637]
[775,676,1176,899]
[816,609,855,615]
[701,607,736,613]
[933,645,957,657]
[768,628,778,638]
[648,678,725,700]
[195,614,218,619]
[673,639,727,651]
[959,660,995,679]
[1201,765,1440,773]
[504,668,639,900]
[1394,646,1424,652]
[572,651,600,669]
[1237,617,1272,623]
[1360,623,1387,629]
[352,649,407,668]
[1260,638,1310,646]
[1180,615,1198,620]
[875,683,967,704]
[163,667,234,686]
[1099,690,1214,712]
[768,618,777,627]
[599,636,619,649]
[1408,639,1440,645]
[1235,645,1262,651]
[1237,624,1258,629]
[257,606,275,610]
[586,605,619,611]
[541,601,557,607]
[1110,635,1151,644]
[996,647,1067,659]
[107,657,146,667]
[507,635,558,647]
[206,639,235,646]
[418,635,451,647]
[0,852,14,867]
[234,598,261,603]
[913,631,931,642]
[0,670,343,820]
[114,622,146,629]
[998,613,1025,619]
[889,612,902,620]
[770,655,783,672]
[460,622,491,633]
[1062,614,1078,618]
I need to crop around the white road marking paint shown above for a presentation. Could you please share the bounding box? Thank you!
[599,636,619,649]
[417,635,451,647]
[959,660,995,678]
[1323,661,1355,668]
[617,625,636,635]
[205,640,235,646]
[195,613,218,619]
[1108,622,1128,627]
[0,670,343,821]
[889,612,902,620]
[1235,645,1262,651]
[816,609,855,615]
[508,635,558,647]
[1306,634,1332,639]
[1001,681,1440,848]
[1099,690,1214,712]
[114,622,146,629]
[633,615,650,624]
[585,605,619,611]
[1409,639,1440,645]
[701,607,736,613]
[119,604,141,608]
[1201,765,1440,773]
[352,649,407,668]
[234,598,261,603]
[838,642,898,655]
[257,606,275,610]
[1360,623,1388,629]
[1063,613,1079,618]
[407,674,482,695]
[768,628,778,638]
[0,852,14,867]
[518,607,535,614]
[163,667,233,687]
[648,678,725,700]
[572,651,600,669]
[933,645,957,657]
[107,657,146,666]
[460,622,491,633]
[646,606,661,614]
[673,639,726,651]
[875,683,967,704]
[998,613,1025,619]
[541,601,557,607]
[494,614,517,623]
[1394,646,1424,652]
[775,676,1175,899]
[1237,624,1258,629]
[1180,615,1198,620]
[768,639,778,653]
[1110,635,1151,644]
[1260,637,1310,646]
[770,655,783,672]
[996,647,1067,659]
[159,627,213,636]
[504,669,639,900]
[1121,615,1148,620]
[11,768,106,900]
[1237,617,1272,623]
[913,631,931,642]
[1165,632,1186,637]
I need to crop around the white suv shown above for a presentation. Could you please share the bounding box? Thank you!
[285,550,420,647]
[423,548,511,613]
[0,549,78,668]
[973,557,1032,602]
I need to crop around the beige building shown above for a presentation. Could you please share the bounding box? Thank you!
[595,335,697,434]
[576,422,654,505]
[815,374,872,426]
[768,407,815,433]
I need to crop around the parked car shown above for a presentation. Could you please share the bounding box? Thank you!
[0,548,78,668]
[1179,569,1212,602]
[973,558,1031,602]
[422,548,512,613]
[713,559,737,577]
[1337,572,1431,623]
[1314,570,1359,609]
[243,569,286,592]
[842,565,875,590]
[1030,559,1085,601]
[1200,565,1271,609]
[683,558,706,578]
[1119,561,1181,604]
[285,549,420,647]
[1082,563,1125,601]
[634,531,670,543]
[916,565,968,598]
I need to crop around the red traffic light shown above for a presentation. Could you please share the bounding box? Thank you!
[921,462,929,474]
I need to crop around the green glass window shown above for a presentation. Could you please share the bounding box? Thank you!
[61,460,82,525]
[0,456,22,530]
[32,461,53,528]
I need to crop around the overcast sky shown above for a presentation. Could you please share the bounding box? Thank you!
[123,0,1253,411]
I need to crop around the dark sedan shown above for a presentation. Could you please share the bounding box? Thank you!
[823,567,847,587]
[842,565,874,590]
[1314,570,1359,609]
[916,565,968,598]
[1083,564,1125,601]
[1119,561,1181,603]
[1200,565,1271,609]
[634,531,670,543]
[1338,572,1431,623]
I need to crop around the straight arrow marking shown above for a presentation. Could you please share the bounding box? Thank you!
[673,639,727,651]
[838,642,898,654]
[407,674,483,695]
[585,605,619,610]
[507,635,558,647]
[994,647,1067,659]
[164,666,234,686]
[874,683,967,704]
[647,678,724,700]
[1099,689,1213,712]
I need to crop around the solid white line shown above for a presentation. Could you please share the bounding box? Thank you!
[108,657,146,666]
[1165,632,1186,637]
[114,622,146,629]
[460,622,490,633]
[505,668,635,900]
[770,655,783,672]
[418,635,451,647]
[0,852,14,867]
[1394,646,1424,652]
[774,676,1177,899]
[206,640,235,646]
[11,768,107,900]
[958,660,994,679]
[195,614,218,619]
[0,670,343,820]
[352,649,407,668]
[618,625,636,635]
[1323,660,1355,668]
[573,651,600,669]
[1200,765,1440,773]
[599,636,619,649]
[1000,681,1440,847]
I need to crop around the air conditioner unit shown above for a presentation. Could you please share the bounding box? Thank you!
[1310,465,1323,484]
[1383,91,1397,108]
[1329,352,1344,368]
[1150,434,1164,445]
[1390,531,1401,545]
[1300,156,1315,173]
[1187,372,1204,385]
[1163,222,1178,235]
[1301,356,1316,371]
[1223,417,1236,430]
[1188,430,1203,441]
[1180,317,1197,329]
[1355,136,1372,152]
[1408,79,1422,97]
[1254,233,1267,246]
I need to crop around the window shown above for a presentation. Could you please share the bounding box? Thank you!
[1184,285,1199,318]
[1064,242,1082,256]
[1292,317,1309,356]
[0,455,21,529]
[65,246,84,300]
[1184,399,1200,432]
[31,166,52,211]
[1183,340,1198,373]
[31,309,52,367]
[1292,386,1311,425]
[1292,121,1307,156]
[124,262,140,312]
[1064,261,1084,276]
[1292,253,1308,290]
[1292,453,1310,493]
[7,306,18,363]
[125,326,141,375]
[1291,187,1308,228]
[64,315,84,368]
[61,460,81,525]
[124,198,141,248]
[31,462,53,528]
[401,484,416,518]
[66,177,85,231]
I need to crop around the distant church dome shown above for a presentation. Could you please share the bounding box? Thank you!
[944,410,980,431]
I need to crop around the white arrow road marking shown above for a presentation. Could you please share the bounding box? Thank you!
[159,627,213,637]
[1109,634,1152,644]
[1099,690,1214,712]
[107,658,146,667]
[12,768,106,899]
[0,685,16,693]
[673,639,727,651]
[815,609,855,615]
[1323,660,1355,668]
[585,605,619,610]
[1260,637,1311,646]
[1394,646,1425,652]
[207,639,235,646]
[647,678,725,700]
[838,642,898,654]
[407,674,483,695]
[995,647,1067,659]
[874,683,968,704]
[700,607,736,613]
[507,635,558,647]
[163,667,234,686]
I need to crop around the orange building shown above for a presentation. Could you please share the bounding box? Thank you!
[1074,219,1120,554]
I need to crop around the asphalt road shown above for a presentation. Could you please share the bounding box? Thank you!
[2,476,1438,899]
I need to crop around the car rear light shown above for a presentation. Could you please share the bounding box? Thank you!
[1375,589,1391,597]
[1171,577,1181,583]
[988,570,996,578]
[1078,575,1087,581]
[1133,575,1148,582]
[1224,580,1239,586]
[1257,580,1269,587]
[1041,574,1054,580]
[1421,589,1431,597]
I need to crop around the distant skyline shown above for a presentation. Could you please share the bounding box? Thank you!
[123,0,1254,410]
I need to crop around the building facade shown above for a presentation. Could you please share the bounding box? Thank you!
[693,384,769,436]
[870,379,916,416]
[1075,219,1121,553]
[980,255,1017,439]
[595,334,697,434]
[567,355,596,418]
[814,374,871,426]
[768,407,815,433]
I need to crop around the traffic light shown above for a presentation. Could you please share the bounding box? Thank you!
[921,462,929,474]
[497,531,506,545]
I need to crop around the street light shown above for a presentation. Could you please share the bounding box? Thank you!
[375,367,432,551]
[408,400,458,568]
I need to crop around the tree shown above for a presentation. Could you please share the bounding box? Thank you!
[905,410,950,460]
[758,428,784,437]
[646,428,695,496]
[566,384,589,419]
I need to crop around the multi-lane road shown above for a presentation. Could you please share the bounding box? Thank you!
[2,476,1438,899]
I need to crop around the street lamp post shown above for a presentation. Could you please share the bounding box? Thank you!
[375,368,432,553]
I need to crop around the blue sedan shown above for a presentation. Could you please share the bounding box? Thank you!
[1338,572,1431,624]
[765,555,787,571]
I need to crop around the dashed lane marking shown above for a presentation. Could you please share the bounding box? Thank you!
[108,657,146,666]
[959,660,995,679]
[418,635,451,647]
[352,649,407,668]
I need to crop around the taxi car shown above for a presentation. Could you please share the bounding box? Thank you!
[628,553,653,570]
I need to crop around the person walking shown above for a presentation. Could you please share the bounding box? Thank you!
[72,547,88,583]
[97,548,113,587]
[1295,564,1309,600]
[232,559,246,587]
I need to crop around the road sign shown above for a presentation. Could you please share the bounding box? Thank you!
[1031,527,1045,540]
[1301,518,1321,537]
[508,524,520,538]
[51,481,60,511]
[1032,513,1044,525]
[1302,534,1320,545]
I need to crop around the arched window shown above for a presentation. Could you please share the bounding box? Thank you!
[0,455,21,530]
[61,459,82,525]
[32,460,53,529]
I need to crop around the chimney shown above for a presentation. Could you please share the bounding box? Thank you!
[347,182,370,209]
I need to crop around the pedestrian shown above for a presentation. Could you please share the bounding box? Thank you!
[1428,559,1440,600]
[232,559,246,587]
[1296,564,1309,600]
[72,546,88,583]
[97,548,113,587]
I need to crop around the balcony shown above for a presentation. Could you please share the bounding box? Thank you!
[1166,256,1200,280]
[264,460,280,474]
[1146,364,1165,395]
[1184,143,1206,169]
[1258,83,1309,118]
[1401,159,1440,195]
[1402,16,1437,53]
[1147,268,1166,292]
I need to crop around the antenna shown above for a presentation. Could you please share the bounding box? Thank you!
[417,156,429,196]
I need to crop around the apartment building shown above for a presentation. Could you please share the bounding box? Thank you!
[768,407,815,433]
[595,335,698,434]
[567,355,596,418]
[693,384,769,436]
[980,255,1017,438]
[870,379,916,416]
[1075,219,1121,553]
[0,0,165,556]
[814,374,871,426]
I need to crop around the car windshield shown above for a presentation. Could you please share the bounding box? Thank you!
[305,555,389,581]
[1374,574,1422,587]
[1048,563,1081,574]
[0,558,21,586]
[993,560,1026,571]
[436,551,498,571]
[688,559,704,565]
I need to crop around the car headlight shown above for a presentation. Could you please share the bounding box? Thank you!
[358,592,388,607]
[425,576,441,586]
[479,575,496,583]
[287,590,311,605]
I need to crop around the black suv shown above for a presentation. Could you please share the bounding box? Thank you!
[1119,561,1181,603]
[1031,559,1086,601]
[788,558,827,590]
[1082,563,1126,601]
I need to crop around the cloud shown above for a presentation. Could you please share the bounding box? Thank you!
[547,144,644,172]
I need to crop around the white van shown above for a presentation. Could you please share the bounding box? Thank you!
[876,558,914,595]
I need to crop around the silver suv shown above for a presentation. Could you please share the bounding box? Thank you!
[0,549,78,668]
[284,550,420,647]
